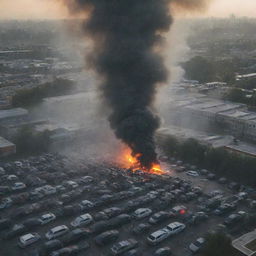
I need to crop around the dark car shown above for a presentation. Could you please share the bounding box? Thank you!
[154,247,172,256]
[228,182,240,191]
[50,242,89,256]
[214,203,236,215]
[224,213,243,227]
[207,173,216,180]
[123,248,141,256]
[41,240,63,256]
[3,224,27,239]
[61,228,91,245]
[132,223,151,235]
[149,211,171,224]
[0,218,12,230]
[109,214,131,228]
[23,218,41,228]
[90,221,111,234]
[94,230,119,246]
[218,177,227,184]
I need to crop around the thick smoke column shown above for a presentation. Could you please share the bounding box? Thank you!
[60,0,210,169]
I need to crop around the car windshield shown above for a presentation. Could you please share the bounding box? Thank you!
[194,241,202,247]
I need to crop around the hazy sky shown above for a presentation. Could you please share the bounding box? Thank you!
[0,0,255,20]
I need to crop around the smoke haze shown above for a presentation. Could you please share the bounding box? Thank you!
[58,0,211,169]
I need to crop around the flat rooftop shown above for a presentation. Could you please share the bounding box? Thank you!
[0,136,15,148]
[232,230,256,256]
[0,108,28,121]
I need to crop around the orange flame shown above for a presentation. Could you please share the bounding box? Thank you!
[119,148,165,175]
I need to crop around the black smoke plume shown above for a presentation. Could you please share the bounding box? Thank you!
[60,0,210,169]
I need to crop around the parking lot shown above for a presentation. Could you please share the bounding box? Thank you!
[0,153,255,256]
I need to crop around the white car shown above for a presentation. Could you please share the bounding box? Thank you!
[71,214,93,227]
[81,176,94,183]
[7,175,18,181]
[166,222,186,235]
[186,171,199,177]
[65,181,79,189]
[147,229,170,244]
[11,182,26,191]
[189,237,205,253]
[45,225,69,240]
[133,208,152,219]
[111,239,138,255]
[42,185,57,195]
[79,200,94,210]
[18,233,41,248]
[39,213,56,225]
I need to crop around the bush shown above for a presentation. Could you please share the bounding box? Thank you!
[13,126,51,155]
[183,56,236,84]
[12,78,74,107]
[201,232,238,256]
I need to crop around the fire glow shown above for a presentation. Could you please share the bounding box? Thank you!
[120,148,165,175]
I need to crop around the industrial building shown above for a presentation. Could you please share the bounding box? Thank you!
[167,93,256,143]
[232,230,256,256]
[0,108,28,124]
[0,136,16,157]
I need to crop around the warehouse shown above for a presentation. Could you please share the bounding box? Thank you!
[0,136,16,157]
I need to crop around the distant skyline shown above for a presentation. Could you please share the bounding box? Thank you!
[0,0,256,20]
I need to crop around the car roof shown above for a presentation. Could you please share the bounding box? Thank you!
[51,225,67,232]
[196,237,205,243]
[151,229,167,237]
[21,233,35,242]
[167,222,183,228]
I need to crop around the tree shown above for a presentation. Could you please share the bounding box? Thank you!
[13,126,51,155]
[183,56,214,83]
[201,232,238,256]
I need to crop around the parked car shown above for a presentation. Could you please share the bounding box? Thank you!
[111,239,138,255]
[11,182,26,191]
[103,207,122,218]
[4,224,27,239]
[109,214,131,228]
[42,185,57,195]
[189,237,205,253]
[224,212,244,227]
[0,186,10,195]
[228,182,240,191]
[46,225,69,240]
[61,228,91,246]
[207,173,216,180]
[81,176,94,183]
[147,229,170,245]
[133,208,152,219]
[71,213,93,227]
[18,233,41,248]
[154,247,172,256]
[166,222,186,235]
[23,218,41,228]
[95,230,119,246]
[0,218,12,230]
[42,240,63,255]
[149,211,171,224]
[65,181,79,189]
[214,203,236,215]
[39,213,56,225]
[132,223,151,235]
[186,171,199,177]
[218,177,227,184]
[7,175,18,181]
[171,205,187,216]
[79,200,95,210]
[0,197,12,209]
